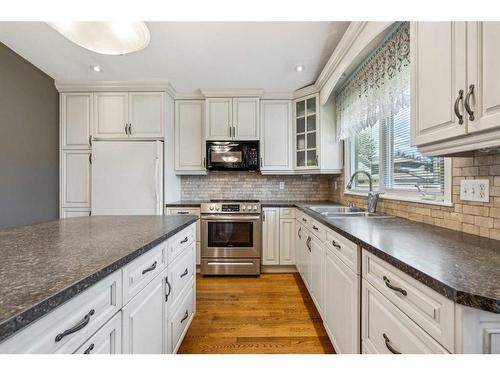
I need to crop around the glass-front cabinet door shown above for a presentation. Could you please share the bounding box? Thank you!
[295,94,319,169]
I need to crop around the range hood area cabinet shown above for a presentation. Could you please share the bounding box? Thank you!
[205,97,260,140]
[412,22,500,156]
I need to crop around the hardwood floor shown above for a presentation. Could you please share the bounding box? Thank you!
[178,273,335,354]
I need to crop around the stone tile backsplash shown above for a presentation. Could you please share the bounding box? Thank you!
[181,172,332,201]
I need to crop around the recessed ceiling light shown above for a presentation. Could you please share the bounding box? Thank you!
[90,65,102,73]
[48,22,150,55]
[295,65,306,72]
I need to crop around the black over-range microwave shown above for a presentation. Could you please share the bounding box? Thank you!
[206,141,259,171]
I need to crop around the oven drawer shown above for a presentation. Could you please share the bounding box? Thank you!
[201,258,260,275]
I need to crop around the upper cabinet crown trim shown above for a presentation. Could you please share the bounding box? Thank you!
[200,89,265,98]
[55,81,176,97]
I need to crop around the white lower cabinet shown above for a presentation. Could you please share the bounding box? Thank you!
[279,218,296,265]
[309,235,324,316]
[362,280,448,354]
[168,282,195,353]
[166,207,201,265]
[262,208,280,265]
[324,248,360,354]
[74,312,122,354]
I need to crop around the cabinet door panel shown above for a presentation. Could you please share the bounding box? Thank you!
[233,98,259,140]
[206,98,232,140]
[411,22,467,145]
[279,219,295,265]
[94,93,128,138]
[74,313,121,354]
[129,92,164,138]
[175,100,205,173]
[262,208,280,265]
[61,151,91,207]
[467,22,500,133]
[310,236,324,316]
[324,250,360,353]
[260,100,292,171]
[61,93,92,149]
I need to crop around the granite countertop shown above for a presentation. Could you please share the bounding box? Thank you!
[166,200,500,313]
[0,215,198,343]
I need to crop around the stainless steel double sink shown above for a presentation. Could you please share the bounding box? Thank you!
[307,205,393,219]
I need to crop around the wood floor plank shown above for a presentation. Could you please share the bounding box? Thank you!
[178,273,335,354]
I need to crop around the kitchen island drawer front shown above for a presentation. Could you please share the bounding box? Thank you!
[362,250,454,351]
[74,312,122,354]
[0,271,122,354]
[362,281,448,354]
[168,224,196,262]
[170,281,195,353]
[326,229,360,274]
[168,242,196,306]
[122,242,166,304]
[279,208,296,219]
[166,208,201,239]
[307,217,326,242]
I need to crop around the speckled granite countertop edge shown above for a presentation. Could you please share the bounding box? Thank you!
[0,216,197,343]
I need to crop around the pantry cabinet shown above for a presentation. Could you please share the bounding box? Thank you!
[205,97,259,140]
[412,21,500,155]
[174,100,206,174]
[260,100,293,174]
[94,92,164,139]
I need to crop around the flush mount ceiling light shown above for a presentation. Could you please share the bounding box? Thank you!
[48,22,150,55]
[90,65,102,72]
[295,65,306,72]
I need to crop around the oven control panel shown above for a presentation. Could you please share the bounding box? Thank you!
[201,202,261,214]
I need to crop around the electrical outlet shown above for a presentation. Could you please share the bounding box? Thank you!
[279,181,285,190]
[460,179,490,202]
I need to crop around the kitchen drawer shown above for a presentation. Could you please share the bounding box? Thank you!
[279,207,295,219]
[122,241,166,304]
[362,280,448,354]
[170,281,195,353]
[326,229,360,274]
[362,249,454,351]
[167,242,195,307]
[296,211,309,226]
[166,207,200,240]
[168,224,196,262]
[308,218,326,242]
[0,271,122,354]
[74,312,122,354]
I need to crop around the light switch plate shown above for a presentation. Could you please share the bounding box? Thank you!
[460,179,490,202]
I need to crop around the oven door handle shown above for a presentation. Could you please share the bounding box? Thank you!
[201,215,261,221]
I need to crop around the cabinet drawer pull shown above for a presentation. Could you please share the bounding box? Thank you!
[383,333,401,354]
[306,237,311,251]
[180,268,189,278]
[464,84,475,121]
[180,237,189,244]
[180,310,189,323]
[312,225,319,231]
[142,261,157,275]
[297,227,302,239]
[165,276,172,302]
[302,218,307,223]
[454,89,464,125]
[383,276,407,296]
[331,240,341,250]
[83,343,95,354]
[88,135,92,146]
[55,309,95,342]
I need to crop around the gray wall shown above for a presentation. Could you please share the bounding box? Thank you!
[0,42,59,229]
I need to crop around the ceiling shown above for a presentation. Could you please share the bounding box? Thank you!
[0,22,350,93]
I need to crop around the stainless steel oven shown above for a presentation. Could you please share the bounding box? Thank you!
[200,200,261,275]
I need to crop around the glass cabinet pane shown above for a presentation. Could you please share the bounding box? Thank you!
[307,150,317,166]
[296,101,305,117]
[297,151,305,167]
[307,115,316,132]
[306,97,316,114]
[296,134,306,150]
[307,132,316,149]
[297,117,305,133]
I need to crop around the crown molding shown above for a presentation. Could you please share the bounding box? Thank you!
[55,81,176,95]
[261,92,293,100]
[293,84,319,100]
[175,90,204,100]
[200,89,265,98]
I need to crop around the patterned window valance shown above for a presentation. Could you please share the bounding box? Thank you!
[335,22,410,140]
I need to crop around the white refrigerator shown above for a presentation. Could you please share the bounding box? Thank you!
[91,141,163,215]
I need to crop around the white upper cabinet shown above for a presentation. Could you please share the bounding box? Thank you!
[94,92,164,139]
[294,94,320,170]
[411,22,467,146]
[175,100,206,174]
[128,92,165,138]
[233,98,259,139]
[61,93,93,149]
[466,22,500,134]
[205,97,259,140]
[260,100,293,173]
[94,92,129,139]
